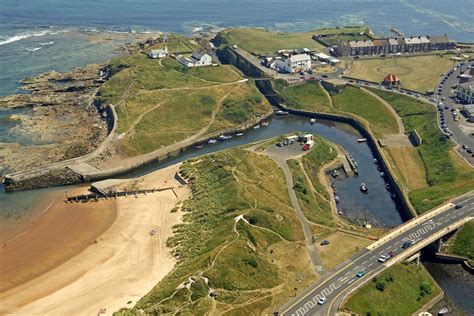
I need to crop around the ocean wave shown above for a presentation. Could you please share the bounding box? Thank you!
[26,47,42,52]
[39,41,55,46]
[0,29,69,46]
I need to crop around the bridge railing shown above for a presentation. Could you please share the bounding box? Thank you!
[385,216,473,267]
[366,202,455,250]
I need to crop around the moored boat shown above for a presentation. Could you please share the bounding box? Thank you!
[261,121,270,127]
[208,139,217,144]
[195,144,204,149]
[253,124,260,129]
[357,138,367,142]
[235,132,244,136]
[310,118,317,124]
[360,183,368,193]
[275,110,289,116]
[219,134,232,140]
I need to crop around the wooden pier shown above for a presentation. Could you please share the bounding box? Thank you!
[66,187,176,202]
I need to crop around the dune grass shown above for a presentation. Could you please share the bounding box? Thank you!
[117,149,317,315]
[346,55,454,93]
[369,89,474,213]
[344,262,440,316]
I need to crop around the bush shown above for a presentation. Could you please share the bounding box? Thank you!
[420,282,432,295]
[375,281,385,292]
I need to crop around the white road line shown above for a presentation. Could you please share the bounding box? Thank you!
[370,256,376,260]
[348,279,355,285]
[368,263,374,268]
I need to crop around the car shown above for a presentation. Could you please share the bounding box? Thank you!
[468,149,472,154]
[462,144,468,150]
[378,254,390,263]
[320,240,330,245]
[444,105,449,110]
[402,241,412,249]
[317,297,327,305]
[300,71,305,75]
[455,204,463,209]
[322,74,329,78]
[356,271,365,277]
[388,251,395,257]
[276,142,283,147]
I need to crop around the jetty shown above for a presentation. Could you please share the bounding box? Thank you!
[67,186,177,203]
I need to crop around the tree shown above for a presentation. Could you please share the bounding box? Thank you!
[376,281,385,291]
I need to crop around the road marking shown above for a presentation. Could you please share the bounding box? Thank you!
[368,263,374,268]
[370,255,376,260]
[348,279,355,285]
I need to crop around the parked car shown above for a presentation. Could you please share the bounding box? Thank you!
[320,240,330,246]
[455,204,463,209]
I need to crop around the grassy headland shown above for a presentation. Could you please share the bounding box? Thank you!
[344,262,440,316]
[98,45,271,156]
[116,148,317,315]
[345,55,455,93]
[369,89,474,213]
[214,27,368,55]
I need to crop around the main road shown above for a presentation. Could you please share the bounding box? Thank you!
[279,192,474,316]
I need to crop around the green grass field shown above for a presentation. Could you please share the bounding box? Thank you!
[346,55,454,93]
[446,220,474,265]
[215,27,367,55]
[331,86,400,137]
[98,50,271,157]
[274,80,333,113]
[344,262,440,316]
[369,89,474,213]
[116,149,318,315]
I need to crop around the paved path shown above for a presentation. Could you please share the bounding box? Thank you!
[280,192,474,316]
[264,144,325,273]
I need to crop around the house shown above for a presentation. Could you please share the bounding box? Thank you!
[149,46,168,59]
[383,74,401,86]
[275,54,311,73]
[176,49,212,68]
[456,82,474,103]
[312,52,341,65]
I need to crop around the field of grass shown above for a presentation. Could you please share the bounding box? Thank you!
[116,149,317,315]
[346,55,454,93]
[369,89,474,213]
[446,220,474,265]
[274,80,333,113]
[215,27,367,55]
[385,146,428,190]
[331,86,400,137]
[344,262,440,316]
[98,51,271,156]
[316,231,372,270]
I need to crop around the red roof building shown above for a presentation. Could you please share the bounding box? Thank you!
[383,74,400,85]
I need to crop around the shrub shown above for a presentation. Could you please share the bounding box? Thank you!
[375,281,385,291]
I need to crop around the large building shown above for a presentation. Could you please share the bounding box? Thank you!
[275,54,312,73]
[456,82,474,104]
[176,49,212,68]
[335,35,455,57]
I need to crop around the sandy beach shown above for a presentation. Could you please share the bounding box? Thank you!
[0,163,189,315]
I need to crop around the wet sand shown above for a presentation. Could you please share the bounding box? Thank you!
[0,163,189,315]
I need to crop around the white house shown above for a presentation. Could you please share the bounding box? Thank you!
[275,54,311,73]
[177,49,212,68]
[149,46,168,59]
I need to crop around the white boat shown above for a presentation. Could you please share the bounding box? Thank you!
[335,196,340,203]
[373,158,379,164]
[275,110,289,116]
[219,134,232,140]
[208,139,217,144]
[261,121,270,127]
[380,172,385,177]
[253,124,260,129]
[360,183,368,193]
[310,118,317,124]
[357,138,367,142]
[235,132,244,136]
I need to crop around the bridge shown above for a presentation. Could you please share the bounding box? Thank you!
[280,192,474,316]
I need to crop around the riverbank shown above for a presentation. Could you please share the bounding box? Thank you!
[0,163,189,315]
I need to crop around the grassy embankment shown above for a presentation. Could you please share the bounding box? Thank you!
[116,149,318,315]
[345,55,455,93]
[369,89,474,213]
[343,262,440,316]
[274,81,399,138]
[214,26,368,55]
[445,220,474,266]
[98,42,271,157]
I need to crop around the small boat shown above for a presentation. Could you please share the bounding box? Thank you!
[360,183,368,193]
[357,138,367,142]
[235,132,244,137]
[353,161,358,167]
[219,134,232,140]
[373,158,379,164]
[253,124,260,129]
[354,169,359,175]
[195,144,204,149]
[380,172,385,177]
[385,183,391,191]
[208,139,217,144]
[335,196,340,203]
[332,187,337,193]
[310,118,317,124]
[331,170,340,178]
[275,110,289,116]
[261,121,270,127]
